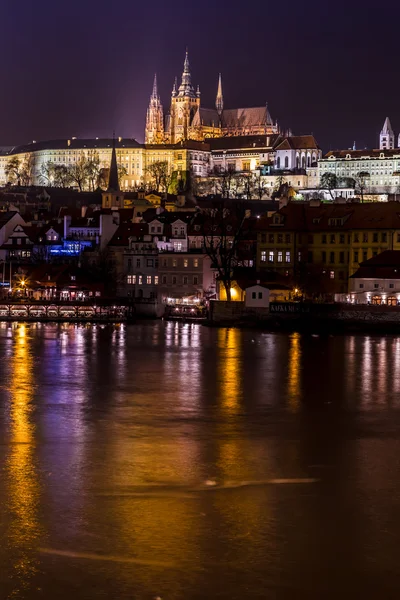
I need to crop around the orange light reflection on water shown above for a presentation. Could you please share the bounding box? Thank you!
[6,324,41,596]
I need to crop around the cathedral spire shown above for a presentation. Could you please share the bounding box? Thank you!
[151,73,158,99]
[172,76,177,97]
[108,135,120,192]
[216,73,223,115]
[178,49,195,97]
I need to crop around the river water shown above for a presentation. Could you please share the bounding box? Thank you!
[1,322,400,599]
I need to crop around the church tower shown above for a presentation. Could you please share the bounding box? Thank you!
[102,137,125,209]
[380,117,394,150]
[145,74,164,144]
[216,73,223,118]
[170,50,200,144]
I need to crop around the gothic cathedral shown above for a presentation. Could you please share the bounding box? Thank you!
[145,51,278,145]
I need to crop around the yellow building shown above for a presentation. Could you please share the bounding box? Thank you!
[257,200,400,299]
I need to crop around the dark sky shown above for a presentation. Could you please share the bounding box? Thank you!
[1,0,398,151]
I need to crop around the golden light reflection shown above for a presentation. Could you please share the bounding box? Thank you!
[7,324,41,595]
[218,328,241,414]
[287,332,301,413]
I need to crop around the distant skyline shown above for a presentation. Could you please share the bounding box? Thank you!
[0,0,398,151]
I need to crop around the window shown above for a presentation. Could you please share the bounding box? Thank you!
[359,283,364,289]
[147,259,153,267]
[354,233,359,243]
[138,275,143,285]
[193,258,199,267]
[330,234,336,244]
[373,233,378,243]
[261,234,266,243]
[172,259,177,267]
[127,258,132,269]
[308,234,314,244]
[252,292,256,299]
[162,258,167,267]
[322,234,327,244]
[268,234,274,243]
[172,276,177,284]
[284,156,289,168]
[193,276,198,285]
[127,275,136,284]
[363,233,368,243]
[374,283,379,289]
[277,251,283,262]
[330,252,335,263]
[322,251,326,263]
[298,251,302,262]
[136,258,141,267]
[258,292,263,299]
[162,275,167,284]
[381,232,387,243]
[389,283,394,288]
[268,251,274,263]
[339,251,345,263]
[285,234,291,243]
[71,275,76,281]
[285,251,291,263]
[330,270,335,279]
[147,276,152,284]
[340,234,345,244]
[373,251,378,257]
[154,276,159,285]
[354,251,359,263]
[183,259,188,267]
[183,276,188,284]
[363,251,368,262]
[308,251,313,263]
[277,234,283,243]
[261,250,267,262]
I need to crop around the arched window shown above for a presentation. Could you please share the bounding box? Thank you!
[284,156,289,168]
[276,157,281,169]
[307,156,311,168]
[296,156,300,168]
[301,156,306,169]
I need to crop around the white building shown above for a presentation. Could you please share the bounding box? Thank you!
[349,250,400,305]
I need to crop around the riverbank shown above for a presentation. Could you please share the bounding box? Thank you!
[207,301,400,334]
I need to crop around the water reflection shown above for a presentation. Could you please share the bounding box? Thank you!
[218,328,241,414]
[287,332,301,412]
[6,324,41,597]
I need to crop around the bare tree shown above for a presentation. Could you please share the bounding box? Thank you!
[197,200,250,301]
[252,171,270,200]
[354,171,370,203]
[86,150,102,191]
[67,152,88,191]
[210,165,237,198]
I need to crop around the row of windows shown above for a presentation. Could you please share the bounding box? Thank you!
[261,232,396,244]
[127,275,159,285]
[260,233,291,244]
[161,275,199,285]
[161,258,199,268]
[260,250,291,263]
[358,283,396,289]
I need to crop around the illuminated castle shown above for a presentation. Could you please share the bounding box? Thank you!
[145,51,278,145]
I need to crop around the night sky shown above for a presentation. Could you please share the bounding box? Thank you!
[1,0,398,151]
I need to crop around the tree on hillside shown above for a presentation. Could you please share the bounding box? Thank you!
[319,172,338,200]
[252,172,270,201]
[67,152,89,192]
[145,160,170,192]
[5,157,22,185]
[196,200,251,301]
[354,171,370,202]
[210,165,238,199]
